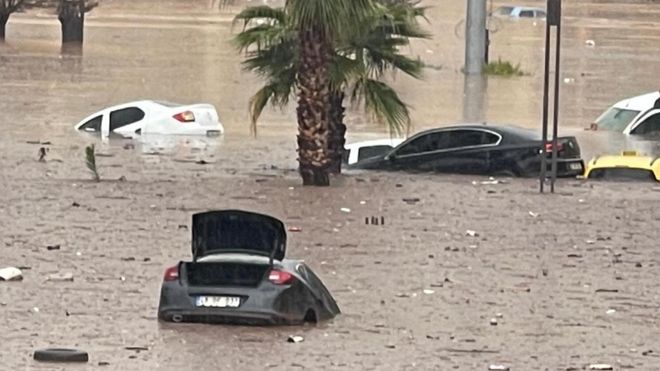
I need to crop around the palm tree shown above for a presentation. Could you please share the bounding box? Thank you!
[235,0,428,178]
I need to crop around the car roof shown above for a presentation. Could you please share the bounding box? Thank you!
[417,124,541,141]
[498,5,545,11]
[612,91,660,111]
[345,138,405,149]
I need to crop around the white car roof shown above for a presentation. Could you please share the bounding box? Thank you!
[612,91,660,111]
[345,138,405,150]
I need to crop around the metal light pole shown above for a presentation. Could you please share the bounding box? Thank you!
[540,0,562,193]
[465,0,487,75]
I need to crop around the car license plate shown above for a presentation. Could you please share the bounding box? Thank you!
[569,163,583,171]
[195,296,241,308]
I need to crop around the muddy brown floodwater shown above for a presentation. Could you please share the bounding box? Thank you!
[1,0,660,370]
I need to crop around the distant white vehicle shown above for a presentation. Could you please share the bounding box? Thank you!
[74,100,224,137]
[592,91,660,135]
[491,6,547,19]
[343,138,405,165]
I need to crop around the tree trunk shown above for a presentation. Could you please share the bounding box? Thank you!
[296,27,332,186]
[0,14,8,41]
[58,2,84,44]
[327,90,347,174]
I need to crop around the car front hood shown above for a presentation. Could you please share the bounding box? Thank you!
[192,210,286,261]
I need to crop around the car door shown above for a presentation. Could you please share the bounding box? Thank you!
[108,107,146,135]
[388,130,453,172]
[630,110,660,135]
[519,10,535,18]
[441,129,500,174]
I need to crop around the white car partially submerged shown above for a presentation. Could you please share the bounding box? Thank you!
[592,91,660,135]
[75,100,224,137]
[343,138,405,165]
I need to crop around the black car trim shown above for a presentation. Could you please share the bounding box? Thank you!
[393,128,503,159]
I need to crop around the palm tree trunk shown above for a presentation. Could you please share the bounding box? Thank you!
[0,13,8,41]
[296,26,331,186]
[328,90,346,174]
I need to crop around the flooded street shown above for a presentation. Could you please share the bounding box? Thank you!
[1,0,660,370]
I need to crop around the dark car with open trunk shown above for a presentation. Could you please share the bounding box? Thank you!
[157,210,340,325]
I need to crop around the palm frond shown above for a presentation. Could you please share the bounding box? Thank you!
[351,78,411,135]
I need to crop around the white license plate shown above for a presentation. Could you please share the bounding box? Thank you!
[569,163,583,170]
[195,296,241,308]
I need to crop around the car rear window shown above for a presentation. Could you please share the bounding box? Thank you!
[154,101,182,108]
[588,168,656,181]
[596,108,640,131]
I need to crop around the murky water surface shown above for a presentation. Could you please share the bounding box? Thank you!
[1,1,660,369]
[1,0,660,161]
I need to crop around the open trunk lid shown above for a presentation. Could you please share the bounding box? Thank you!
[192,210,286,261]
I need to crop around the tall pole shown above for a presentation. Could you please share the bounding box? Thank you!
[465,0,487,75]
[540,17,551,193]
[550,9,562,193]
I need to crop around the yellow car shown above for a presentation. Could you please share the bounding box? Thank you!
[584,151,660,181]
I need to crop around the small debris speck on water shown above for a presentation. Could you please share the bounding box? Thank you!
[287,335,304,343]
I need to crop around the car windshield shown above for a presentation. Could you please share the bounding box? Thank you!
[596,108,640,131]
[588,168,656,182]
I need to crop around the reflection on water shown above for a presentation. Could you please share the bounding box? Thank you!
[462,74,487,123]
[0,0,659,158]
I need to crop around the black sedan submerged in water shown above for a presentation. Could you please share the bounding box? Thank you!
[158,210,340,325]
[349,124,585,177]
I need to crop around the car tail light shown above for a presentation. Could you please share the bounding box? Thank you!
[545,142,564,153]
[163,265,179,281]
[268,269,294,285]
[173,111,195,123]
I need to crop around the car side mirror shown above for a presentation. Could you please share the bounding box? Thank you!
[385,153,397,162]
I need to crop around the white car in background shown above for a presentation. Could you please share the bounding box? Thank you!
[75,100,224,137]
[343,138,405,165]
[592,91,660,135]
[491,6,547,19]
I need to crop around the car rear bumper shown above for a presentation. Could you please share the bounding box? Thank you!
[521,158,584,177]
[158,308,297,325]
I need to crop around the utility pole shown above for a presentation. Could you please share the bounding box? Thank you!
[465,0,487,75]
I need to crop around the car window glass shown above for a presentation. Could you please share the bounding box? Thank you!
[396,132,451,156]
[342,149,351,163]
[519,10,534,17]
[596,108,640,131]
[358,145,394,161]
[535,10,546,17]
[79,115,102,132]
[632,113,660,135]
[109,107,145,131]
[588,168,656,181]
[448,130,498,148]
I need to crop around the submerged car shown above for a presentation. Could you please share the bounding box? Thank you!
[343,138,405,165]
[584,151,660,182]
[75,100,224,137]
[491,6,547,19]
[592,91,660,135]
[349,124,585,177]
[157,210,340,325]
